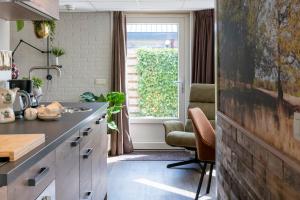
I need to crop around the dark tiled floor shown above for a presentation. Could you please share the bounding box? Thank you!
[107,159,216,200]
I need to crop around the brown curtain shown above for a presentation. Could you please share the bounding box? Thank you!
[192,9,215,84]
[110,11,133,156]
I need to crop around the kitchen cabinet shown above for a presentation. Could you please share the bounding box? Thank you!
[0,0,59,21]
[79,114,107,200]
[55,132,80,200]
[7,151,55,200]
[0,103,108,200]
[92,116,108,200]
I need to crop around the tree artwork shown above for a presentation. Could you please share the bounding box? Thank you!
[218,0,300,162]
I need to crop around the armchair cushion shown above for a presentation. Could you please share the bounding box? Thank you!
[165,131,196,148]
[163,121,184,135]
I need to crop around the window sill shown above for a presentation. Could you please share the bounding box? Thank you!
[129,117,181,124]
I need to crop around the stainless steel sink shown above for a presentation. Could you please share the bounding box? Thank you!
[63,107,92,113]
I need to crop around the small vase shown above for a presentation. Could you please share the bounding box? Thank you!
[33,87,43,103]
[55,57,59,65]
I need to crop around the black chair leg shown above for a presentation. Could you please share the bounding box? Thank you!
[206,163,214,194]
[167,159,198,168]
[195,162,207,200]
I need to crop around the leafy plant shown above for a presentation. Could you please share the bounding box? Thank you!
[51,47,65,57]
[33,20,56,41]
[136,48,178,117]
[16,20,24,32]
[22,77,44,88]
[80,91,126,132]
[32,77,44,88]
[16,20,56,41]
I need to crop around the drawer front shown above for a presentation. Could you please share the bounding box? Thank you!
[7,151,55,200]
[80,146,93,200]
[80,122,96,150]
[56,131,80,200]
[80,114,106,150]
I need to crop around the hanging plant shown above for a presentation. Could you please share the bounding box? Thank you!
[16,20,56,41]
[33,21,56,41]
[16,20,24,32]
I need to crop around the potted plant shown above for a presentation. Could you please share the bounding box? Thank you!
[16,20,56,41]
[31,77,44,102]
[33,21,56,40]
[80,91,125,131]
[51,47,65,65]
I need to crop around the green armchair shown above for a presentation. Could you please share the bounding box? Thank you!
[163,84,215,168]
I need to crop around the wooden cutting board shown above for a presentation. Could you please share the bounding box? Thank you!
[0,134,45,161]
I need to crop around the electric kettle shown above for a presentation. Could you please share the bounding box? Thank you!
[13,90,32,118]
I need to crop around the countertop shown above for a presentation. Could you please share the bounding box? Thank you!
[0,102,108,187]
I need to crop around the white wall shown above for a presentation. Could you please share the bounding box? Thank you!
[10,12,112,102]
[0,19,10,50]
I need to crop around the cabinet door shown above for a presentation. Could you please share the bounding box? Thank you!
[79,146,93,200]
[7,151,55,200]
[92,115,107,200]
[55,131,80,200]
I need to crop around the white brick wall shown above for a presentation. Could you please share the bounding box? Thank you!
[10,12,112,102]
[0,19,10,50]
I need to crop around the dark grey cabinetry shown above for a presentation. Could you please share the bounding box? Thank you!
[55,114,108,200]
[7,151,56,200]
[92,117,108,200]
[55,132,80,200]
[79,115,107,200]
[0,103,108,200]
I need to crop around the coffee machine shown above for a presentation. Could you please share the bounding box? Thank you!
[8,79,39,107]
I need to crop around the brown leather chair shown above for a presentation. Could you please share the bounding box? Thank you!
[189,107,215,199]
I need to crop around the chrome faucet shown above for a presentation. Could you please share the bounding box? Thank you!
[29,66,61,79]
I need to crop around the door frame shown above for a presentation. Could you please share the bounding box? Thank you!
[125,13,191,149]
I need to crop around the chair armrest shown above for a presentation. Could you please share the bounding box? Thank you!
[163,121,184,135]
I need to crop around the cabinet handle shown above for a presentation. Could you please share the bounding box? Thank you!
[82,127,93,136]
[95,115,105,124]
[41,197,52,200]
[71,136,82,147]
[83,191,93,200]
[82,148,93,159]
[28,167,50,186]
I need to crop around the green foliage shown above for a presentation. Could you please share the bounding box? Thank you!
[33,20,56,41]
[80,91,125,132]
[51,47,65,57]
[136,48,178,117]
[22,76,43,88]
[32,77,43,88]
[16,20,24,32]
[80,92,98,102]
[16,20,56,41]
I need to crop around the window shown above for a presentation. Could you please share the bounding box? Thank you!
[126,23,180,119]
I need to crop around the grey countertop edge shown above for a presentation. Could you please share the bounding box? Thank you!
[0,102,108,187]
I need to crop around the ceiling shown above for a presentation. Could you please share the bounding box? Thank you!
[59,0,215,12]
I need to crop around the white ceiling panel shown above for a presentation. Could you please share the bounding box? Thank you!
[59,0,215,12]
[90,1,139,11]
[183,0,214,10]
[60,1,96,12]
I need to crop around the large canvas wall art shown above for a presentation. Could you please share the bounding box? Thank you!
[217,0,300,161]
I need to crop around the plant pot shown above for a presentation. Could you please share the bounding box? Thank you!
[32,87,43,102]
[34,22,50,39]
[55,57,59,65]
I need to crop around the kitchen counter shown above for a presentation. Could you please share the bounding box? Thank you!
[0,102,107,187]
